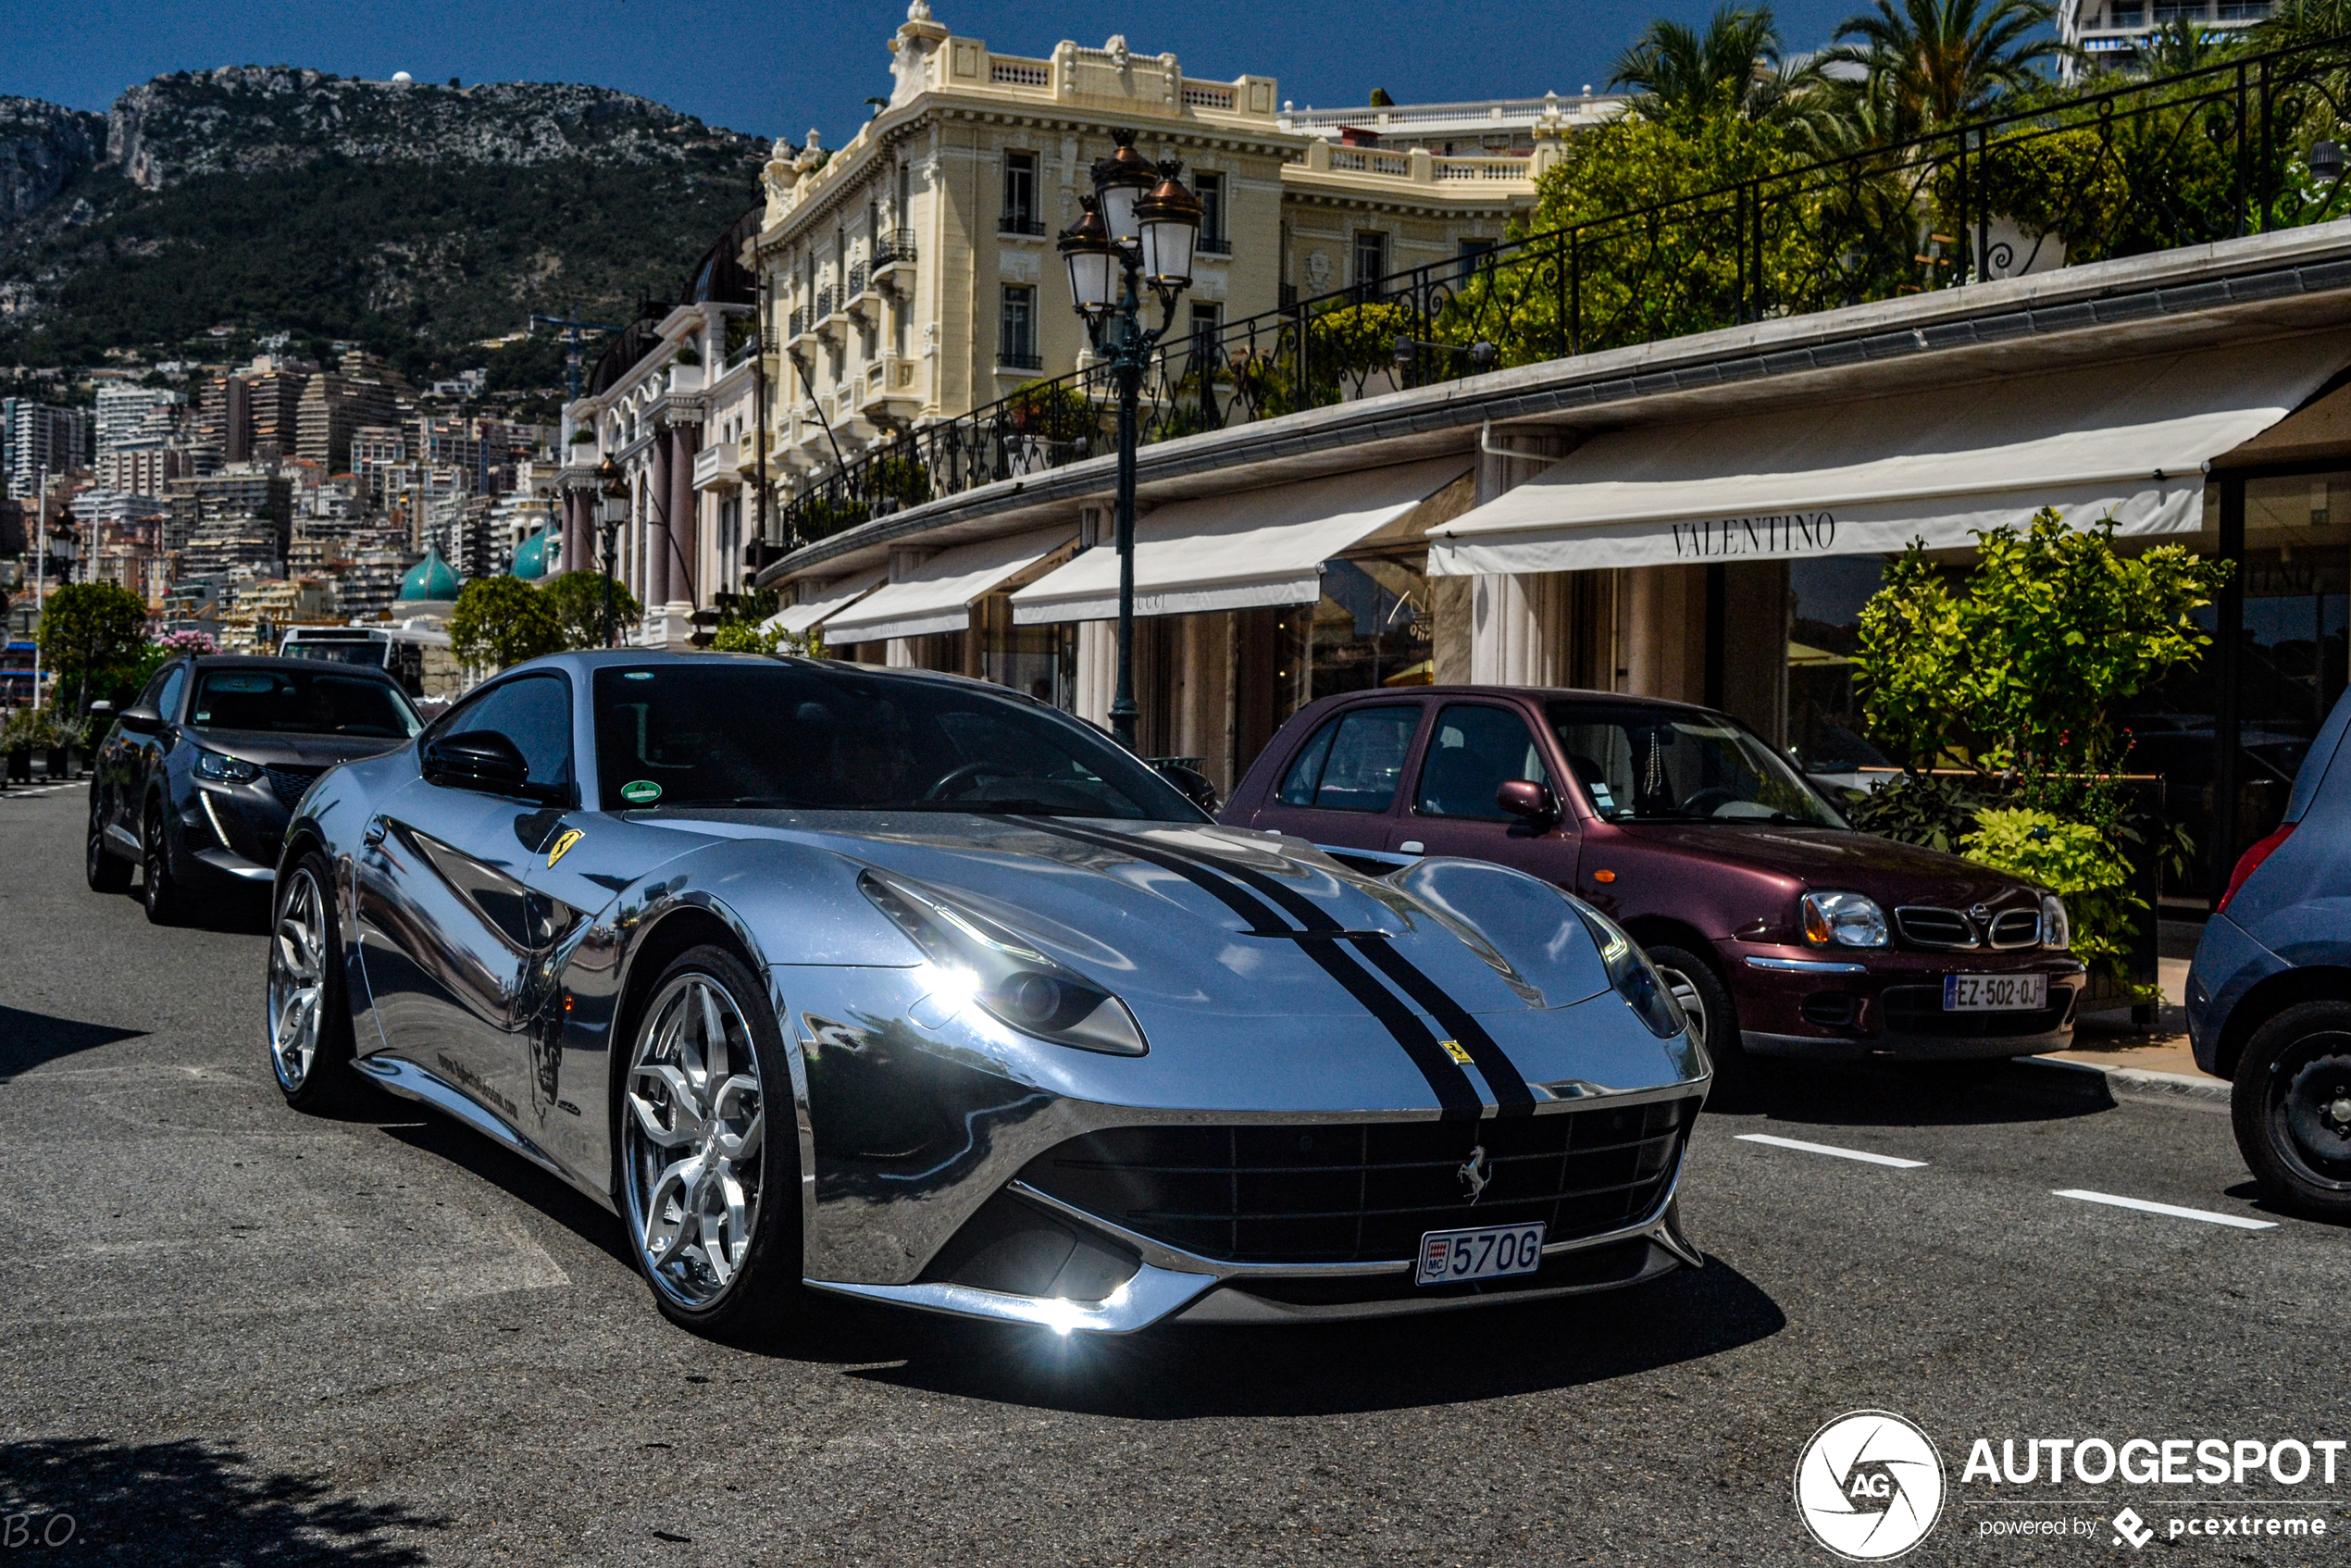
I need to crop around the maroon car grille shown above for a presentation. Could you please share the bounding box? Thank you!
[1894,906,1978,948]
[1018,1100,1695,1265]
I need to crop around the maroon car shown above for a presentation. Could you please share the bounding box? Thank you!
[1220,687,2088,1067]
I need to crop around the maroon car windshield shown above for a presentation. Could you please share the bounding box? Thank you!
[1546,703,1844,828]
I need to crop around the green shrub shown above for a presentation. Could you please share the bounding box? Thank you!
[1961,807,2146,995]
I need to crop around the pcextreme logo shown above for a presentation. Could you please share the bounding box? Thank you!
[1795,1410,1947,1561]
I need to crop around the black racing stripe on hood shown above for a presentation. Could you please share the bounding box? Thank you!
[1014,818,1482,1117]
[1348,936,1536,1115]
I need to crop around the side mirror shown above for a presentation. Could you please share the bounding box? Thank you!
[88,701,113,716]
[424,729,536,798]
[1154,760,1220,815]
[1496,778,1559,824]
[118,704,164,736]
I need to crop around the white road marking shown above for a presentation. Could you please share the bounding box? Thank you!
[2053,1188,2277,1230]
[1735,1133,1926,1168]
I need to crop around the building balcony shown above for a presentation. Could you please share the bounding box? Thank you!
[873,229,917,277]
[847,262,884,322]
[692,441,740,492]
[999,214,1047,238]
[858,356,926,427]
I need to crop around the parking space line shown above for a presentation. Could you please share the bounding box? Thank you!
[2052,1188,2277,1230]
[1735,1133,1926,1168]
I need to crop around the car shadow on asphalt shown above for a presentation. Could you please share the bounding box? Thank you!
[0,1004,148,1080]
[799,1259,1784,1419]
[368,1110,637,1271]
[0,1435,444,1565]
[1701,1058,2115,1129]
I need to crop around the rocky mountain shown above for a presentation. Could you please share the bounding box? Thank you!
[0,67,773,378]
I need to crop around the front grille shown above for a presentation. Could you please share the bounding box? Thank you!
[1895,906,1978,948]
[1986,909,2042,949]
[1881,983,2078,1038]
[265,765,322,811]
[1019,1100,1694,1265]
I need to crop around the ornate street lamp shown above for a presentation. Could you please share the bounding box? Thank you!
[1058,129,1203,752]
[595,454,628,649]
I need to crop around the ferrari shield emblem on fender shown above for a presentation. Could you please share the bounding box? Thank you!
[1439,1039,1474,1064]
[546,828,583,868]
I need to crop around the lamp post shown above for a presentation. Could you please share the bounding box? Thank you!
[595,455,628,649]
[1058,129,1202,753]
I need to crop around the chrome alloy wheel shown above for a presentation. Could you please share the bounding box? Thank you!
[267,866,328,1090]
[623,975,766,1310]
[1654,964,1708,1050]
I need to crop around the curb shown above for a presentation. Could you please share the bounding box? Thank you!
[2018,1054,2233,1106]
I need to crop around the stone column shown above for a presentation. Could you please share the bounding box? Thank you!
[1074,619,1114,729]
[646,437,674,610]
[667,424,700,608]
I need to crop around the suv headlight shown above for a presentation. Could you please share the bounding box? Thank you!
[1801,890,1889,948]
[860,870,1148,1056]
[2041,892,2071,951]
[1573,902,1687,1040]
[193,748,263,784]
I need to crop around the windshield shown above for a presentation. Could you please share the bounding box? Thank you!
[281,639,389,669]
[190,666,423,739]
[1548,702,1846,828]
[591,661,1205,820]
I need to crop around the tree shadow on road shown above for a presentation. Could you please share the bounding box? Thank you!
[1702,1058,2114,1129]
[0,1004,147,1081]
[793,1255,1782,1420]
[0,1436,444,1564]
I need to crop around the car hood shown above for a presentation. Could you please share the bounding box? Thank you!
[647,810,1612,1017]
[182,728,411,768]
[1614,822,2041,906]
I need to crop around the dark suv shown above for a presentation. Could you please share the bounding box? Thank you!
[87,654,423,922]
[1222,687,2087,1068]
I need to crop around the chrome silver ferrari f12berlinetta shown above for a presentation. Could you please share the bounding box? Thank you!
[267,652,1709,1334]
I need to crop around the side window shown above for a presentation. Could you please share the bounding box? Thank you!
[155,666,189,722]
[1414,704,1550,820]
[449,676,574,790]
[1279,704,1421,813]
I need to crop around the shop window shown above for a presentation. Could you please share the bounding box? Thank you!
[1296,555,1430,704]
[971,591,1074,709]
[1786,556,1897,779]
[1276,703,1421,811]
[1414,705,1550,819]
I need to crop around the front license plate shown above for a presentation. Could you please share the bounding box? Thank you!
[1415,1222,1546,1287]
[1943,973,2048,1011]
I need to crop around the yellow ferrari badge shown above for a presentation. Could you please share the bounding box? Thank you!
[1439,1039,1474,1065]
[546,828,584,868]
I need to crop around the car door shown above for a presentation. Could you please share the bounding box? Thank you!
[1392,701,1574,879]
[351,671,578,1122]
[1249,700,1427,863]
[119,663,189,849]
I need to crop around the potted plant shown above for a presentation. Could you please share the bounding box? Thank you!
[5,707,61,781]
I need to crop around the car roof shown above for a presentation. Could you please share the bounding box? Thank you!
[184,653,400,681]
[1316,684,1720,717]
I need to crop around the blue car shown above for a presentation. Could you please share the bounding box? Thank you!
[2187,688,2351,1221]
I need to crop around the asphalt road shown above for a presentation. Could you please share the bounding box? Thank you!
[1,782,2344,1567]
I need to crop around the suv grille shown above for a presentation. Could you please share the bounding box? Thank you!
[1019,1100,1695,1265]
[1894,906,1978,948]
[265,765,324,811]
[1985,909,2041,949]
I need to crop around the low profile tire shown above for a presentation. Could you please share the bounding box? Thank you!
[620,944,802,1338]
[86,800,131,893]
[2233,1001,2351,1223]
[267,852,365,1114]
[142,799,188,926]
[1647,944,1748,1088]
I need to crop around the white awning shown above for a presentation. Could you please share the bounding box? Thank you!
[1426,333,2351,577]
[824,526,1073,644]
[1010,456,1471,624]
[764,566,886,637]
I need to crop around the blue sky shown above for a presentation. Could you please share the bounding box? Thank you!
[3,0,1877,144]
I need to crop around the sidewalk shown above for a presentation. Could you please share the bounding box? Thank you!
[2035,927,2229,1102]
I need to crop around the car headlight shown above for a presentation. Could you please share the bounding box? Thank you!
[1572,902,1687,1040]
[1801,890,1888,948]
[193,748,263,784]
[859,870,1148,1056]
[2041,892,2071,951]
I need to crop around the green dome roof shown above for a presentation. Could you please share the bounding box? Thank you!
[509,526,552,581]
[401,548,460,601]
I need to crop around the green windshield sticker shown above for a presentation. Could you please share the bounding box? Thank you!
[619,779,663,805]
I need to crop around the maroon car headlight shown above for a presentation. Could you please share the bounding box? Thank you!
[1801,890,1889,948]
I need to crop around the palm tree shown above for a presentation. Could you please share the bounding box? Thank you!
[1611,6,1819,126]
[1826,0,2064,132]
[2133,18,2241,80]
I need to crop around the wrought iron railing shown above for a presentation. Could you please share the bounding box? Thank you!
[874,228,918,266]
[773,36,2351,550]
[846,262,870,298]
